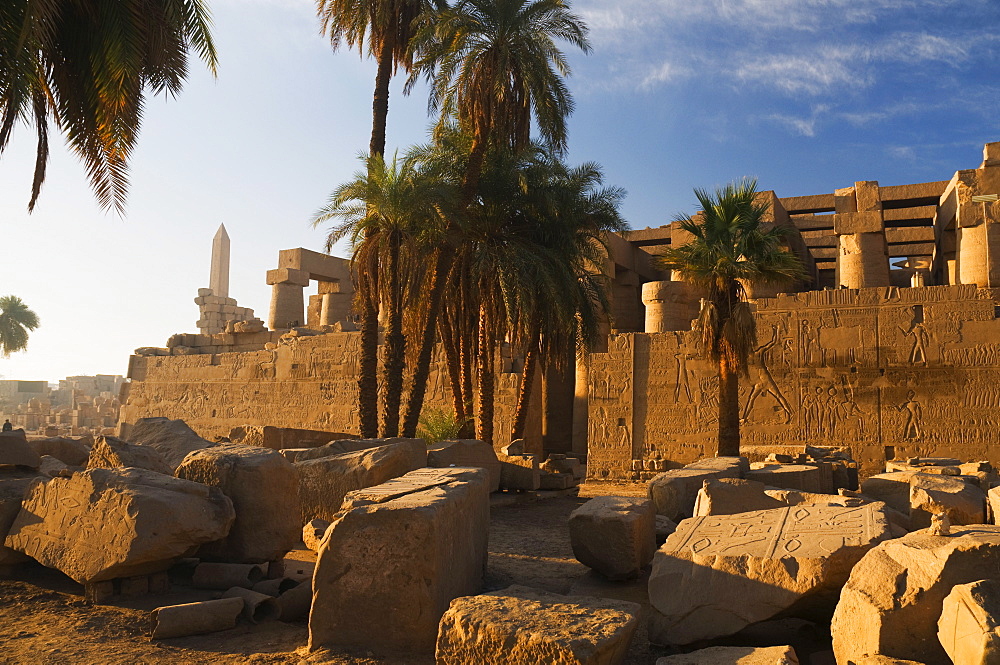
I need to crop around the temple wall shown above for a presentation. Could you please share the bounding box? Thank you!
[588,284,1000,481]
[119,332,541,453]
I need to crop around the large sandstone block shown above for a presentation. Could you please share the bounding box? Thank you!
[295,438,426,523]
[861,472,919,514]
[938,579,1000,665]
[745,464,833,494]
[4,468,235,583]
[0,430,41,469]
[280,437,411,463]
[228,425,351,450]
[28,437,90,467]
[693,479,786,516]
[436,585,640,665]
[655,645,799,664]
[498,452,541,490]
[832,526,1000,665]
[0,471,42,565]
[648,457,748,522]
[909,474,985,529]
[86,435,172,475]
[308,467,489,655]
[427,439,501,493]
[125,417,216,471]
[650,504,892,645]
[175,443,300,563]
[570,496,655,580]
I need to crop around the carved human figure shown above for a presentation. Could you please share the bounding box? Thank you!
[900,321,930,365]
[823,386,845,438]
[673,350,693,403]
[897,390,923,440]
[801,387,822,438]
[741,327,792,425]
[801,320,820,366]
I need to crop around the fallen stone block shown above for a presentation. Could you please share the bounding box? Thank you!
[0,471,42,565]
[543,454,586,480]
[191,562,264,590]
[252,577,298,597]
[745,463,833,494]
[539,471,576,490]
[655,645,799,664]
[570,496,656,580]
[427,439,501,492]
[302,518,329,552]
[308,467,490,655]
[861,472,920,515]
[648,457,748,522]
[280,437,413,462]
[498,452,540,490]
[0,430,41,469]
[909,473,985,529]
[221,586,279,623]
[650,503,892,645]
[436,585,640,665]
[38,455,69,477]
[275,579,312,621]
[86,435,172,475]
[295,438,426,523]
[28,437,90,467]
[655,515,677,545]
[989,486,1000,525]
[938,579,1000,665]
[125,417,216,471]
[831,525,1000,665]
[5,468,235,583]
[151,597,244,639]
[175,443,300,563]
[228,425,352,450]
[693,479,786,516]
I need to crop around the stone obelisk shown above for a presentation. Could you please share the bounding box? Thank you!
[209,224,230,298]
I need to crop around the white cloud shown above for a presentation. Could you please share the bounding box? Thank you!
[765,105,830,137]
[737,47,869,95]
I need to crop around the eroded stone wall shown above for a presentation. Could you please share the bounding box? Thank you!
[589,284,1000,480]
[119,332,540,452]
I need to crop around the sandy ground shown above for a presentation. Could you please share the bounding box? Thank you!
[0,484,664,665]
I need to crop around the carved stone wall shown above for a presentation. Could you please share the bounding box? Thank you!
[588,284,1000,480]
[119,332,541,453]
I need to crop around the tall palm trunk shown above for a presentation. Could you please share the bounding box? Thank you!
[717,355,740,456]
[370,41,393,157]
[439,307,464,423]
[475,303,495,446]
[511,328,539,440]
[381,230,405,437]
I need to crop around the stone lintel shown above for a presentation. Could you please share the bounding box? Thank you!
[834,211,884,235]
[266,268,310,287]
[854,181,882,212]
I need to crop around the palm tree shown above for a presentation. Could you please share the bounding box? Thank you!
[399,0,590,438]
[313,152,451,436]
[0,0,217,212]
[657,178,804,457]
[316,0,430,438]
[0,296,39,357]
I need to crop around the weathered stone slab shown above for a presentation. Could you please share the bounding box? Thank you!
[655,645,799,664]
[86,435,172,475]
[938,579,1000,665]
[28,437,90,467]
[498,452,541,490]
[861,472,920,515]
[280,437,416,463]
[909,473,985,529]
[648,457,748,522]
[4,468,235,583]
[570,496,656,580]
[125,417,216,471]
[228,425,352,450]
[295,438,426,523]
[308,467,489,655]
[832,526,1000,665]
[0,430,41,469]
[693,479,787,516]
[650,504,892,645]
[436,585,640,665]
[175,443,300,563]
[427,439,501,492]
[0,471,42,565]
[745,463,833,494]
[38,455,69,477]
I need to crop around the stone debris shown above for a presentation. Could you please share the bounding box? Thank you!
[569,496,656,580]
[745,463,834,495]
[498,451,541,491]
[654,645,799,664]
[27,436,91,467]
[426,439,502,492]
[125,417,217,472]
[221,586,280,623]
[151,597,245,639]
[0,430,42,469]
[435,585,640,665]
[5,468,235,583]
[175,443,300,563]
[0,471,41,565]
[693,478,786,516]
[308,467,490,655]
[191,562,264,590]
[295,438,427,523]
[655,515,678,544]
[938,579,1000,665]
[860,472,919,515]
[649,503,893,645]
[279,437,414,463]
[908,473,985,529]
[228,425,351,451]
[832,525,1000,665]
[86,435,173,475]
[647,457,748,522]
[302,518,330,552]
[37,455,69,477]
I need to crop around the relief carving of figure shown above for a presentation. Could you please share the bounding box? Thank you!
[741,326,792,425]
[897,390,924,440]
[673,350,693,403]
[900,321,930,365]
[801,320,821,366]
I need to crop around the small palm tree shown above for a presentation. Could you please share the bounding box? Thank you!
[658,178,804,457]
[0,0,217,212]
[0,296,39,357]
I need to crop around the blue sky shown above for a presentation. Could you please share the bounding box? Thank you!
[1,0,998,382]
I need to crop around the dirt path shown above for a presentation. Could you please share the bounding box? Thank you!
[0,486,658,665]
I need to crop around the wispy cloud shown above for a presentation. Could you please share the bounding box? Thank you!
[765,105,831,137]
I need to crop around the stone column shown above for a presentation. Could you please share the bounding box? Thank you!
[641,281,696,332]
[834,181,890,289]
[955,152,1000,286]
[266,268,310,330]
[318,281,352,326]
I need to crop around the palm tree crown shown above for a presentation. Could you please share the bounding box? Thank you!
[0,296,39,357]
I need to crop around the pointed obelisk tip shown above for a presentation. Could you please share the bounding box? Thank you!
[209,223,231,298]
